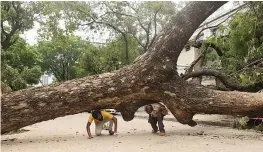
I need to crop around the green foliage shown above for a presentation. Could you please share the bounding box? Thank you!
[1,64,20,88]
[34,1,92,40]
[2,38,42,70]
[11,77,28,91]
[1,2,44,92]
[205,2,263,85]
[1,38,43,91]
[254,123,263,132]
[79,36,140,76]
[1,63,42,91]
[21,66,43,85]
[1,1,176,91]
[232,116,263,132]
[232,116,249,129]
[1,1,40,50]
[38,35,91,81]
[104,35,140,64]
[78,46,105,76]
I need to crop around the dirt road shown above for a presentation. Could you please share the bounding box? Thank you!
[2,112,263,152]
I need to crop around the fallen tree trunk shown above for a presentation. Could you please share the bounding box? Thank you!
[2,1,263,134]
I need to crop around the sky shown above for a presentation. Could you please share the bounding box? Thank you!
[21,1,238,46]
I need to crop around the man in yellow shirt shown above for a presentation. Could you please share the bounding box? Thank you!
[86,110,118,139]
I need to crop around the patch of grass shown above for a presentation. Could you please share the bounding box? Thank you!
[232,116,249,129]
[232,116,263,132]
[254,123,263,132]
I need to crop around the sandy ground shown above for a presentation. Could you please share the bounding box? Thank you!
[2,112,263,152]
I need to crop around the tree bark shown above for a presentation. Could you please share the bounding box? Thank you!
[215,77,229,91]
[192,44,206,84]
[2,1,263,134]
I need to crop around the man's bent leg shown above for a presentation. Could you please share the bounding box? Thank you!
[157,116,165,133]
[150,117,158,133]
[95,122,103,136]
[108,120,114,135]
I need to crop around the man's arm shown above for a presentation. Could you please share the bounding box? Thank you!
[86,122,93,139]
[112,116,118,133]
[148,114,152,123]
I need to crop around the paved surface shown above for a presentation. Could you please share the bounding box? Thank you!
[2,112,263,152]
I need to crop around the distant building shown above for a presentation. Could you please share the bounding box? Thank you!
[41,75,50,86]
[34,74,53,87]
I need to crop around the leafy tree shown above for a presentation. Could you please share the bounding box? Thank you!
[124,1,177,52]
[205,2,263,85]
[1,2,44,92]
[79,36,140,76]
[40,1,177,64]
[33,1,92,40]
[86,1,177,61]
[1,1,39,50]
[1,38,43,92]
[38,35,92,82]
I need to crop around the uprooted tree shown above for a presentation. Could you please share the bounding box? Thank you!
[2,1,263,134]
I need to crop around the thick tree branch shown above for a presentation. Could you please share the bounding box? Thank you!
[129,32,144,50]
[1,20,8,35]
[185,40,224,56]
[205,41,224,56]
[145,19,151,50]
[127,2,150,52]
[148,5,163,50]
[1,2,23,50]
[184,50,206,75]
[137,17,149,39]
[141,2,227,78]
[183,69,263,92]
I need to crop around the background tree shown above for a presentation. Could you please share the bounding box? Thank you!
[1,1,43,92]
[124,1,177,53]
[78,35,140,76]
[1,1,39,50]
[1,38,43,92]
[38,34,91,82]
[62,1,178,64]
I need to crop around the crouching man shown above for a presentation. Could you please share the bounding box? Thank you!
[145,103,168,136]
[86,110,118,139]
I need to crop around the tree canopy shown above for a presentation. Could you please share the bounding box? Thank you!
[1,1,181,92]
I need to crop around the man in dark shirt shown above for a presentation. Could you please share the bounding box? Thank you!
[145,103,168,136]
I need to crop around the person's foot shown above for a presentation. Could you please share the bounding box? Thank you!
[109,131,114,135]
[159,132,165,136]
[152,130,158,133]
